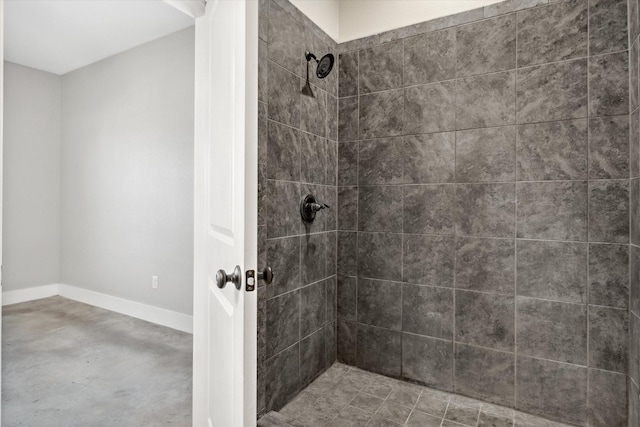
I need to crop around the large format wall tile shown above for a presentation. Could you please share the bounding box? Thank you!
[268,0,303,74]
[300,133,324,185]
[357,278,402,330]
[266,343,300,410]
[588,243,629,308]
[454,344,515,407]
[359,41,403,94]
[338,142,358,186]
[516,59,588,124]
[403,133,455,184]
[455,183,515,238]
[631,245,640,316]
[301,280,326,338]
[588,180,629,243]
[456,14,516,77]
[632,178,640,245]
[267,291,301,357]
[516,181,588,241]
[631,41,639,113]
[402,334,453,391]
[403,28,456,86]
[358,186,402,233]
[455,291,515,351]
[516,297,587,364]
[516,357,588,425]
[589,116,629,180]
[402,284,454,339]
[337,275,356,321]
[301,87,327,138]
[337,319,356,365]
[300,329,325,386]
[631,110,640,178]
[338,97,358,143]
[267,236,300,298]
[516,119,588,181]
[588,369,627,427]
[455,237,515,295]
[267,120,300,181]
[588,306,628,373]
[456,71,516,130]
[589,0,628,55]
[356,324,402,377]
[359,138,403,185]
[404,82,456,134]
[360,90,404,139]
[516,240,587,303]
[456,126,515,182]
[338,187,357,231]
[268,61,301,128]
[358,232,403,280]
[516,0,588,67]
[403,234,455,287]
[337,231,357,276]
[589,51,629,117]
[267,180,301,238]
[403,185,455,234]
[339,51,358,98]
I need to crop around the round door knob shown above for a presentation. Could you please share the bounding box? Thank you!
[258,266,274,285]
[216,265,242,290]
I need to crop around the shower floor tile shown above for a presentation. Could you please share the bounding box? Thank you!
[267,363,574,427]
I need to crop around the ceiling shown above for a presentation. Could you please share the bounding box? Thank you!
[5,0,195,75]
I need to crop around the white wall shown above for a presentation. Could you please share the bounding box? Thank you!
[289,0,340,41]
[3,62,61,291]
[338,0,502,42]
[60,27,195,315]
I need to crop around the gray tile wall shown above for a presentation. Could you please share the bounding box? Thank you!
[336,0,629,426]
[257,0,338,415]
[628,0,640,426]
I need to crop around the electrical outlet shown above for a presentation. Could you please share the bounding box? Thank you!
[152,276,158,289]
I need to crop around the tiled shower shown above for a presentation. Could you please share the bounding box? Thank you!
[258,0,638,426]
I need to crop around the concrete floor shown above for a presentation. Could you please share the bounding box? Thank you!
[2,296,192,426]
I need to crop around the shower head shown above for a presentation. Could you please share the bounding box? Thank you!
[305,51,334,79]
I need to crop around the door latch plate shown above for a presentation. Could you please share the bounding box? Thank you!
[246,270,256,292]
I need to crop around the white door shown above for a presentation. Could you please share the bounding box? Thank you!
[192,0,258,426]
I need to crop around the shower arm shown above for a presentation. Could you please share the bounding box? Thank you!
[305,51,319,63]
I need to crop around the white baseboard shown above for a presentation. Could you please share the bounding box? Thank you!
[2,284,193,334]
[2,284,59,306]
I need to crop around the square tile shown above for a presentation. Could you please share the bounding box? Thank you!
[268,0,303,74]
[589,180,629,244]
[301,328,326,386]
[358,186,402,233]
[357,278,402,330]
[356,324,402,378]
[359,90,404,139]
[338,187,358,231]
[403,133,455,184]
[589,0,628,55]
[267,236,301,298]
[454,343,515,407]
[404,28,456,86]
[406,410,442,427]
[338,319,357,365]
[267,180,301,238]
[358,232,402,281]
[455,237,515,295]
[588,306,628,373]
[588,243,629,308]
[349,392,384,413]
[455,290,515,351]
[589,116,629,180]
[301,280,326,338]
[376,401,412,425]
[516,181,587,241]
[358,138,403,185]
[339,51,358,98]
[415,392,450,418]
[359,41,403,94]
[402,284,454,339]
[516,59,587,124]
[456,71,516,130]
[339,97,359,142]
[338,142,358,186]
[516,119,588,181]
[403,185,455,235]
[301,232,326,285]
[301,86,327,138]
[404,82,456,134]
[456,14,516,77]
[516,356,587,426]
[266,343,300,411]
[516,240,587,303]
[589,51,629,117]
[266,291,300,357]
[444,401,480,426]
[337,275,357,321]
[337,231,357,277]
[300,133,325,185]
[455,183,516,238]
[516,0,588,67]
[516,297,587,364]
[268,61,301,128]
[456,126,516,183]
[403,234,455,287]
[588,369,627,427]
